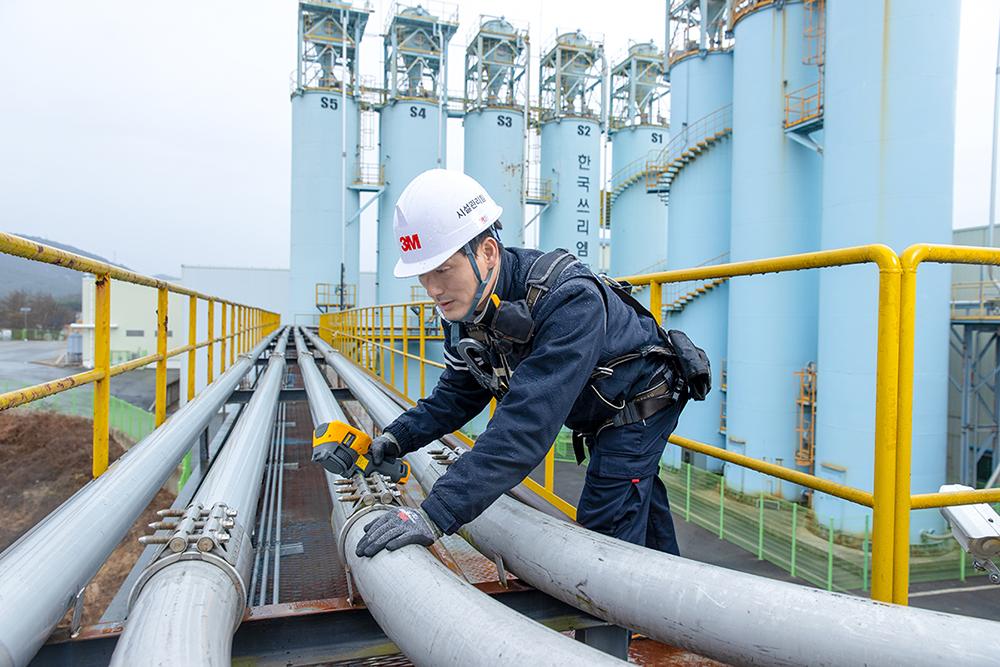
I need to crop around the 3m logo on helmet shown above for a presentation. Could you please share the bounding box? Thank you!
[399,234,422,253]
[456,193,487,219]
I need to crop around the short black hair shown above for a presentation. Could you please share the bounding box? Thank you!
[468,222,503,254]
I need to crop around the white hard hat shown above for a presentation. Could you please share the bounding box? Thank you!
[393,169,503,278]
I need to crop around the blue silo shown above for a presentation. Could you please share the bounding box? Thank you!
[289,2,370,325]
[537,32,605,271]
[376,4,457,307]
[814,0,958,539]
[607,42,670,282]
[661,48,733,471]
[463,17,529,248]
[724,0,823,499]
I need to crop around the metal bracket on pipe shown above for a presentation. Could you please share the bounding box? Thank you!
[974,558,1000,584]
[128,502,250,627]
[332,471,408,604]
[333,472,403,509]
[69,586,86,638]
[335,501,397,606]
[428,447,461,467]
[494,554,509,589]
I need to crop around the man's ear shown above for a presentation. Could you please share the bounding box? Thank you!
[483,237,500,268]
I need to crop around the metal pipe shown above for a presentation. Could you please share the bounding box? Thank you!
[273,401,286,604]
[248,415,278,604]
[310,332,1000,667]
[0,331,279,667]
[110,329,290,667]
[987,13,1000,290]
[294,329,622,666]
[257,401,282,605]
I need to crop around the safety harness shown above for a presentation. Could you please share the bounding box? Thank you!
[451,249,712,464]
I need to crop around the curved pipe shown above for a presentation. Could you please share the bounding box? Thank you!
[308,331,1000,667]
[0,331,280,667]
[295,329,623,667]
[110,328,290,667]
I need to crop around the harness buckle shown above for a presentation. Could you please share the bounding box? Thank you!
[456,337,509,399]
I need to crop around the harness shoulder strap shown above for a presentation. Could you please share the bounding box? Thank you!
[600,276,659,324]
[524,249,578,312]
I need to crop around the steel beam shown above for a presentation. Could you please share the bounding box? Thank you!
[294,328,623,666]
[0,331,280,667]
[29,586,606,667]
[307,330,1000,667]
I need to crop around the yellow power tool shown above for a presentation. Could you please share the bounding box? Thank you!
[311,421,410,483]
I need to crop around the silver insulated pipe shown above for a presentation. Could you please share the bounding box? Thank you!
[294,328,623,666]
[0,330,280,667]
[307,331,1000,667]
[109,328,290,667]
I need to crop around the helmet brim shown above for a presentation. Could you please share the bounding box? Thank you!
[393,245,462,278]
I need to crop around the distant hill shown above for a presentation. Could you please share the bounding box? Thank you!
[0,235,128,301]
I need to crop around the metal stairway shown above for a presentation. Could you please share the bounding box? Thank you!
[664,277,728,313]
[644,105,733,205]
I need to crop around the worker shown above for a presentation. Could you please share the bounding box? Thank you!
[354,169,710,561]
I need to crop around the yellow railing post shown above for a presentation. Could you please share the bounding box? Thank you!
[187,295,197,402]
[419,303,427,397]
[892,247,921,605]
[207,299,215,384]
[402,305,410,399]
[379,305,386,383]
[155,287,169,427]
[649,281,663,325]
[230,304,236,365]
[869,255,902,604]
[545,445,555,492]
[389,305,396,387]
[92,274,111,478]
[891,244,1000,605]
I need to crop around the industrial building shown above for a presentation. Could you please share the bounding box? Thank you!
[4,0,1000,664]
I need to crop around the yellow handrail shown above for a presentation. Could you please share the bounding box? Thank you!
[624,244,902,602]
[895,243,1000,604]
[0,232,280,477]
[784,79,823,129]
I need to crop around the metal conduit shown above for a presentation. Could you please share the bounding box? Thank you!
[294,328,623,667]
[0,331,280,667]
[307,330,1000,667]
[248,405,280,604]
[109,328,290,667]
[273,400,286,604]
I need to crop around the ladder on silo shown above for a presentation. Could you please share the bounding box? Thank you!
[784,0,826,135]
[794,362,817,472]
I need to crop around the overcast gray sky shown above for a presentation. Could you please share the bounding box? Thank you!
[0,0,996,277]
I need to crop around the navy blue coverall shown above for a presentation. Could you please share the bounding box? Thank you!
[383,246,686,554]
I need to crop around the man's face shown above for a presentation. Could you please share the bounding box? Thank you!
[418,239,498,320]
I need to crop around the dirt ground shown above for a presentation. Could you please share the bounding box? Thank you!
[0,410,175,626]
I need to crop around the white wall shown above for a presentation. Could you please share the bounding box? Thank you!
[76,276,186,371]
[77,267,287,407]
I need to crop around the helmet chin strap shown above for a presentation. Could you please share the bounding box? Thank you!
[447,242,494,323]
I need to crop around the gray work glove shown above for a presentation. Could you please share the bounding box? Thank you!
[369,431,401,466]
[355,506,441,558]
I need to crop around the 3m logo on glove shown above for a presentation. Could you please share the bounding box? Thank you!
[399,234,422,253]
